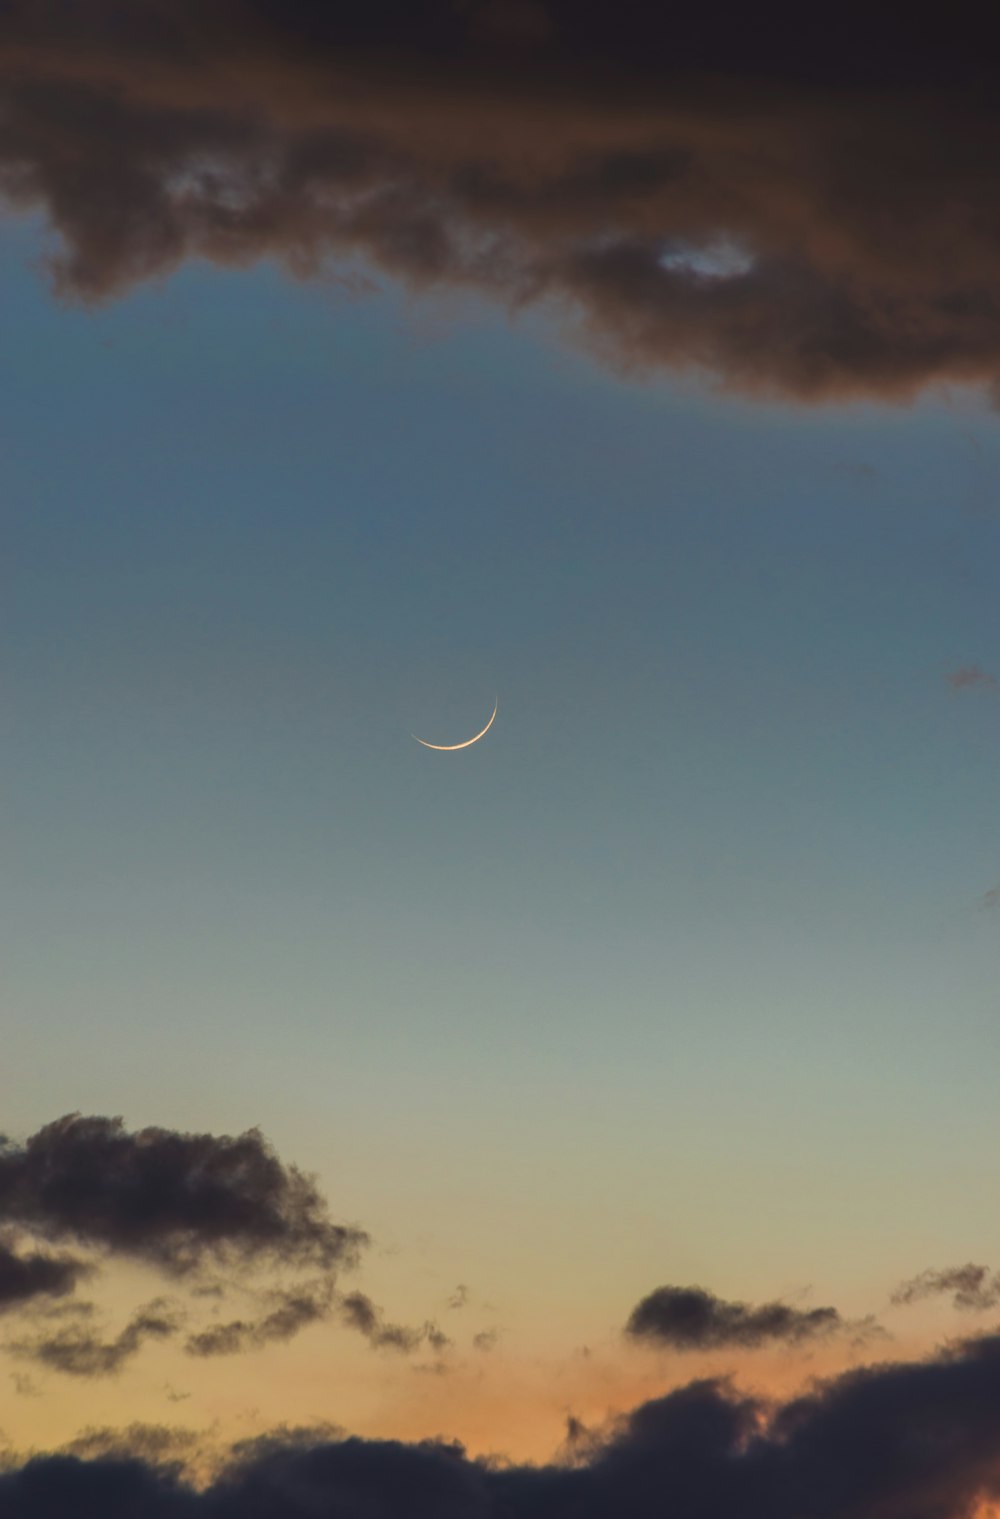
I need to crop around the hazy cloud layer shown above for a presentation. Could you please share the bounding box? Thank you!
[10,1331,1000,1516]
[5,3,1000,399]
[892,1264,1000,1312]
[0,1115,365,1274]
[625,1284,843,1350]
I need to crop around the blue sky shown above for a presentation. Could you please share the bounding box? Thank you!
[4,212,1000,1376]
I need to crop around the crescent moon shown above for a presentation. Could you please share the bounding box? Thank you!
[413,699,498,751]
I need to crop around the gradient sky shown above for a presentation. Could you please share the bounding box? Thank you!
[4,4,1000,1510]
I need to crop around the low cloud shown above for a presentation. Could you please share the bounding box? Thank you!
[340,1291,451,1354]
[184,1280,335,1358]
[0,1115,455,1374]
[0,1240,90,1310]
[892,1264,1000,1312]
[0,1114,366,1276]
[5,5,1000,400]
[59,1423,199,1468]
[11,1300,181,1378]
[625,1285,844,1350]
[11,1332,1000,1517]
[184,1281,453,1360]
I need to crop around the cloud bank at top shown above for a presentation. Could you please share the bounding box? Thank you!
[4,1,1000,400]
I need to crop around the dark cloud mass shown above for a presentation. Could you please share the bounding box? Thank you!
[0,1115,365,1274]
[625,1284,843,1350]
[9,1332,1000,1517]
[892,1264,1000,1312]
[4,2,1000,399]
[0,1240,89,1309]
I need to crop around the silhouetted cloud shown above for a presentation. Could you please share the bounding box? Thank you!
[340,1291,451,1354]
[184,1280,335,1357]
[0,1115,366,1275]
[947,666,998,692]
[5,3,1000,399]
[10,1331,1000,1516]
[892,1264,1000,1312]
[0,1116,458,1371]
[60,1423,199,1468]
[0,1240,89,1310]
[625,1284,843,1349]
[11,1300,181,1378]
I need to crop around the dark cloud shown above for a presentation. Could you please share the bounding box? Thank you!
[11,1300,181,1378]
[184,1280,334,1357]
[0,1116,455,1371]
[0,1240,90,1310]
[625,1284,843,1350]
[892,1264,1000,1312]
[340,1291,451,1354]
[60,1424,198,1469]
[0,1115,365,1275]
[11,1332,1000,1517]
[224,1423,344,1466]
[184,1282,451,1359]
[947,666,998,692]
[5,3,1000,399]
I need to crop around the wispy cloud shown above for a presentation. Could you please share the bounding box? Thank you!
[339,1291,451,1354]
[892,1264,1000,1312]
[184,1280,336,1358]
[11,1300,182,1378]
[946,666,998,692]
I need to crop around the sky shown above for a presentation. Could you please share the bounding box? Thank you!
[4,4,1000,1515]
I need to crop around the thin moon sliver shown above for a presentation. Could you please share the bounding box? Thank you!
[413,699,498,751]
